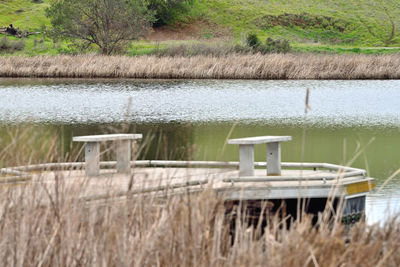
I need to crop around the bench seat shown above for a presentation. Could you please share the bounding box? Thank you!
[228,135,292,176]
[73,133,142,176]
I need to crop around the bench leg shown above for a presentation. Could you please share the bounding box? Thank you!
[267,142,281,175]
[116,140,131,173]
[85,142,100,176]
[239,144,254,177]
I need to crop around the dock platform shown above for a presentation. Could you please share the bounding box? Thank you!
[25,165,373,201]
[0,133,376,225]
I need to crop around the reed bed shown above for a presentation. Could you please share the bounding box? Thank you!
[1,54,400,79]
[0,177,398,266]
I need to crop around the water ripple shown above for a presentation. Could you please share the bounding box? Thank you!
[1,79,400,127]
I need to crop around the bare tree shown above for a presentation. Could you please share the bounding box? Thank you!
[47,0,154,54]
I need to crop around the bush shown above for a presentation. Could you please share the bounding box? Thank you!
[0,37,25,53]
[262,37,291,53]
[148,0,194,27]
[245,34,291,54]
[246,33,261,49]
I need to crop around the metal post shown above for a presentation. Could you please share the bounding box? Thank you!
[85,142,100,176]
[267,142,281,175]
[116,140,131,173]
[239,144,254,177]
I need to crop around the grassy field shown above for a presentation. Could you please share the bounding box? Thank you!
[0,0,50,30]
[1,0,400,55]
[193,0,400,46]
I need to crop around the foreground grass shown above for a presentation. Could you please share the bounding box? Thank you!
[0,173,398,266]
[2,54,400,79]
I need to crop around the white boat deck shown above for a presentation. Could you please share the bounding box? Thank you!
[27,167,375,201]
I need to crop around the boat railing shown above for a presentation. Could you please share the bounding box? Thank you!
[1,160,367,184]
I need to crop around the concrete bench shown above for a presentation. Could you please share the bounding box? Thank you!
[73,134,142,176]
[228,136,292,176]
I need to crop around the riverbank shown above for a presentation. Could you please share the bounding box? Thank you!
[1,54,400,79]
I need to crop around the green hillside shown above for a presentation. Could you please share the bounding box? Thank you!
[1,0,400,55]
[193,0,400,47]
[0,0,50,30]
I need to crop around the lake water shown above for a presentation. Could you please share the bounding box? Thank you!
[1,78,399,223]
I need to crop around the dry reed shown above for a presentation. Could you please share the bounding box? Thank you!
[0,177,399,266]
[0,126,400,266]
[1,54,400,79]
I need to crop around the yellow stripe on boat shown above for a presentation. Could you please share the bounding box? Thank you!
[346,181,375,195]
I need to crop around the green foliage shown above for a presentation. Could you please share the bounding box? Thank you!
[262,37,291,53]
[246,33,260,48]
[55,44,79,55]
[46,0,155,54]
[0,0,50,31]
[246,34,291,54]
[148,0,194,27]
[3,0,400,56]
[193,0,400,46]
[343,0,400,46]
[291,44,400,54]
[202,29,214,39]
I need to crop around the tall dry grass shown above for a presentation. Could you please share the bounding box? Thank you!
[0,126,400,266]
[1,54,400,79]
[0,178,399,266]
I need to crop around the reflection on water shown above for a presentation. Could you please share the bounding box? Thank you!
[1,79,400,126]
[1,78,400,223]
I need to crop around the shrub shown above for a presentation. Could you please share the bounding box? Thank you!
[0,37,25,53]
[246,33,261,49]
[148,0,194,27]
[263,37,291,53]
[245,34,291,54]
